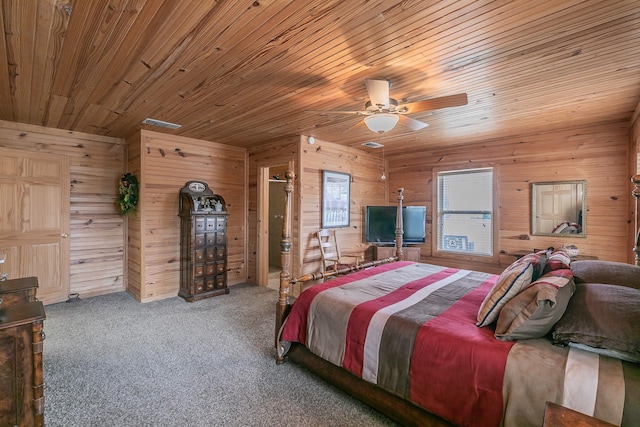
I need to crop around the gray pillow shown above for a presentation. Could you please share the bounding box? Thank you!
[495,269,575,341]
[552,283,640,362]
[570,260,640,290]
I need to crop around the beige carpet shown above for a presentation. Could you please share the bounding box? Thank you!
[42,284,398,426]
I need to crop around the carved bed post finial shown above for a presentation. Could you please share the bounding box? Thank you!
[632,175,640,266]
[396,188,404,261]
[275,169,295,360]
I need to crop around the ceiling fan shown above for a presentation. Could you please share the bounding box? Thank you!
[308,79,468,133]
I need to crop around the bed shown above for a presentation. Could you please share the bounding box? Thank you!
[274,170,640,427]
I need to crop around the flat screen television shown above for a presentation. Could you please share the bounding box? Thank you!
[365,205,426,245]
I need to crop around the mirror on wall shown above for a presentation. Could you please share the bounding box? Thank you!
[531,180,586,237]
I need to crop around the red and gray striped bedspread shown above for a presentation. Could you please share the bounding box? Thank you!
[279,261,640,427]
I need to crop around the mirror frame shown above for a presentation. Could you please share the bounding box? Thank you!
[531,180,587,238]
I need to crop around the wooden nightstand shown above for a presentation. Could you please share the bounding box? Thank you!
[543,402,616,427]
[373,246,421,262]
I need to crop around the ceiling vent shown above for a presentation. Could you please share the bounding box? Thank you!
[142,118,182,129]
[362,141,384,148]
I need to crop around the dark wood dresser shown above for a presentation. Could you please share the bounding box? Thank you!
[178,181,229,301]
[0,277,46,427]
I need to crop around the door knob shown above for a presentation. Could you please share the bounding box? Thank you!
[61,233,70,238]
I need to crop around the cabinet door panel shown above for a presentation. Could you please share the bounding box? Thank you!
[216,262,226,274]
[215,275,226,289]
[0,326,34,426]
[194,265,204,277]
[205,264,216,275]
[194,278,204,293]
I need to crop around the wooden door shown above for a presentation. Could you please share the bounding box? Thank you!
[536,183,579,233]
[0,148,70,304]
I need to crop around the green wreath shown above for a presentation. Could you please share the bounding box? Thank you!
[117,173,139,215]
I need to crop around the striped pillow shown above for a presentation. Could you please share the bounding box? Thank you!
[543,250,571,274]
[477,262,534,327]
[495,269,575,341]
[516,251,549,281]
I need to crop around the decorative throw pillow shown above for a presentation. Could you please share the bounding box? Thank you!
[516,251,549,281]
[495,269,575,341]
[543,250,571,274]
[552,283,640,363]
[477,261,534,327]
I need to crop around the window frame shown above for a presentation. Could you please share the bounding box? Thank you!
[431,165,499,262]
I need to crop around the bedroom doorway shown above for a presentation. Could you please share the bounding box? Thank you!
[257,163,291,290]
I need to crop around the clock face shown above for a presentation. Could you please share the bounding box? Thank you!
[188,182,206,192]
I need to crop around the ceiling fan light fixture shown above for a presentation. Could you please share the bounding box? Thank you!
[364,113,399,133]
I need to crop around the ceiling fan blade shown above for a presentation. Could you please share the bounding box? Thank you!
[397,115,429,131]
[365,79,390,109]
[402,93,468,113]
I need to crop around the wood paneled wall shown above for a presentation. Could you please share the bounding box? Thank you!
[298,137,387,275]
[1,118,634,302]
[630,104,640,170]
[629,102,640,263]
[388,121,631,273]
[0,120,126,298]
[127,130,247,302]
[125,135,142,300]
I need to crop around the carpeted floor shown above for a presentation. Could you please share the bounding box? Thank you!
[43,284,399,426]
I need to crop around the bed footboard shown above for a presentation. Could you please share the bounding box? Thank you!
[285,343,453,427]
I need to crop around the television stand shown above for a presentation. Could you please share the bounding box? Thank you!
[374,246,420,262]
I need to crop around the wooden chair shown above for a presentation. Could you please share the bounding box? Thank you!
[316,229,362,273]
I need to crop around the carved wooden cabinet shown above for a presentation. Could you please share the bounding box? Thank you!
[179,181,229,301]
[0,277,46,427]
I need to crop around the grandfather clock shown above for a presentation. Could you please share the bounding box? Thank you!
[178,181,229,301]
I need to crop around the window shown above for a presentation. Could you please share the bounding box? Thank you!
[436,168,494,256]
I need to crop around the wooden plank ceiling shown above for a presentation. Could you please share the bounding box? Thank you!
[0,0,639,157]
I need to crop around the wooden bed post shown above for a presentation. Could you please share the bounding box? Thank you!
[395,188,404,261]
[632,175,640,266]
[275,170,294,361]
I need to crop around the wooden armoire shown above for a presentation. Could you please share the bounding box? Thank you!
[178,181,229,301]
